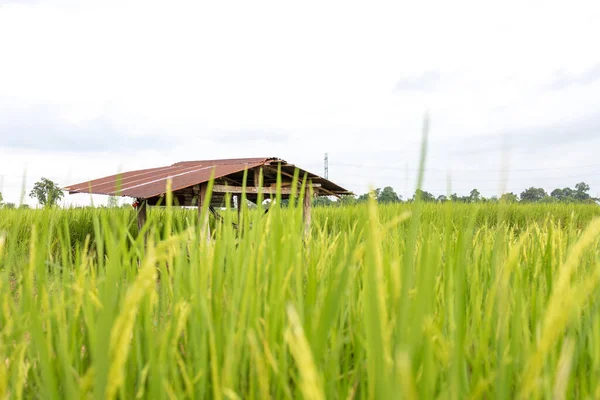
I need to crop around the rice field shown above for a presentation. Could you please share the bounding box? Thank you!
[1,192,600,399]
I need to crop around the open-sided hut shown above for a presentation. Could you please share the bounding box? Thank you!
[65,157,352,234]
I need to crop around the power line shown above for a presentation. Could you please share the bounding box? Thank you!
[326,162,600,173]
[333,172,600,183]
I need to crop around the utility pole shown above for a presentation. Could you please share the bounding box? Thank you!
[324,153,329,179]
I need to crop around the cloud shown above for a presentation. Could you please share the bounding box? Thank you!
[0,0,40,5]
[1,1,600,204]
[393,71,443,93]
[449,112,600,156]
[546,64,600,91]
[217,129,290,144]
[0,100,293,154]
[0,103,169,152]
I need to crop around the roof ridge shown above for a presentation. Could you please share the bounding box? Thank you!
[171,157,278,167]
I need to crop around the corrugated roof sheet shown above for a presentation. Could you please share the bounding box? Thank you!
[65,157,351,199]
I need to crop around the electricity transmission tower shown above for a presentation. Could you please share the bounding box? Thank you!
[324,153,329,179]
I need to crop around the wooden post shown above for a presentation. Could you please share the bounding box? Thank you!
[253,168,260,187]
[303,187,312,239]
[137,199,147,239]
[198,183,211,242]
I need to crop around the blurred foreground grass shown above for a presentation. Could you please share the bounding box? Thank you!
[1,200,600,399]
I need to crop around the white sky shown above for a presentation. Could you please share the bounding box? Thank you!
[1,0,600,206]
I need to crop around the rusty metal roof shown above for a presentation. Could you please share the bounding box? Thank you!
[65,157,351,199]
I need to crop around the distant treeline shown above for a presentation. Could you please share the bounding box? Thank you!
[1,181,596,210]
[309,182,599,207]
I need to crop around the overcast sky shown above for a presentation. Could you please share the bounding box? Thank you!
[1,0,600,206]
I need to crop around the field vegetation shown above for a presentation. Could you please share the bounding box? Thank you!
[1,185,600,399]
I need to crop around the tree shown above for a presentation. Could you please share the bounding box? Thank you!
[3,202,15,209]
[358,189,379,203]
[551,188,566,202]
[550,187,575,202]
[412,189,435,202]
[357,193,369,202]
[520,187,548,203]
[337,195,357,206]
[469,189,481,203]
[574,182,591,201]
[0,191,3,205]
[378,186,401,203]
[500,192,519,203]
[29,178,64,207]
[313,196,334,207]
[436,195,448,203]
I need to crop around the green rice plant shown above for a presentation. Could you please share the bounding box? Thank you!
[0,197,599,399]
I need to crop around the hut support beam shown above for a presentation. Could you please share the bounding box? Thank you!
[253,167,261,187]
[303,187,312,239]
